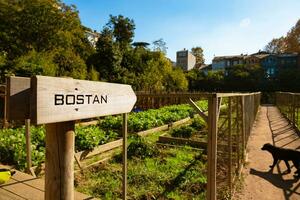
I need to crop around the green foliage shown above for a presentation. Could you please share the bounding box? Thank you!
[0,0,93,80]
[75,145,206,199]
[152,38,167,54]
[191,116,206,130]
[13,50,57,77]
[0,126,45,169]
[171,126,195,138]
[54,49,87,79]
[191,46,205,68]
[106,15,135,48]
[99,103,197,133]
[75,125,118,151]
[127,136,159,159]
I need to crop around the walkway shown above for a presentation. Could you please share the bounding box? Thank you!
[0,165,95,200]
[236,106,300,200]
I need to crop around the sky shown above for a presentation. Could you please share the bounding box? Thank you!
[62,0,300,63]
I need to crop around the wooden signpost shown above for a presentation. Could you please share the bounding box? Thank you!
[7,75,137,200]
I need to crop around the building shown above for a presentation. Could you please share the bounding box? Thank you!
[211,51,299,78]
[212,55,244,70]
[85,30,100,47]
[176,49,196,71]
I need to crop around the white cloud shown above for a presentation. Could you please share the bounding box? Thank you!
[239,18,251,28]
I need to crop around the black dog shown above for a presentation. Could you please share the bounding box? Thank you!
[261,143,300,177]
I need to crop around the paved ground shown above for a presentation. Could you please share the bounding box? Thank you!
[236,106,300,200]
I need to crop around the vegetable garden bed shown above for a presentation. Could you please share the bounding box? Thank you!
[0,101,207,170]
[75,136,207,200]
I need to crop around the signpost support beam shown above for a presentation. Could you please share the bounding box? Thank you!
[45,121,75,200]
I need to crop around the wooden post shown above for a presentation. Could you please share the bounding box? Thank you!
[228,97,232,195]
[241,96,245,160]
[3,83,8,128]
[207,95,218,200]
[236,98,240,172]
[122,113,128,200]
[25,119,32,174]
[292,95,296,126]
[45,121,75,200]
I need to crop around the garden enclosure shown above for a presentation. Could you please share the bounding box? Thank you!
[0,89,261,200]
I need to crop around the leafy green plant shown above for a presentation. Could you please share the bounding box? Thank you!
[75,125,118,151]
[190,116,206,130]
[127,136,159,159]
[171,126,195,138]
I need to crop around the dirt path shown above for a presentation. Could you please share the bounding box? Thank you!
[235,105,300,200]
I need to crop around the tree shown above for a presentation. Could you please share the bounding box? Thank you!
[265,19,300,54]
[0,0,93,80]
[191,47,205,68]
[264,37,286,53]
[91,28,123,82]
[13,50,57,77]
[106,15,135,49]
[152,38,168,54]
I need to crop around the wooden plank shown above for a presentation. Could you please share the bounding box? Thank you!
[45,121,75,200]
[77,120,99,126]
[0,167,96,200]
[0,188,24,200]
[30,76,137,124]
[75,139,123,160]
[217,92,261,98]
[122,113,128,200]
[189,98,208,123]
[6,77,31,120]
[158,135,207,148]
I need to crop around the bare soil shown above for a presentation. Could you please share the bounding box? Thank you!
[235,106,300,200]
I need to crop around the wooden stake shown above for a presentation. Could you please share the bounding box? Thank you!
[25,119,32,174]
[228,97,232,195]
[45,121,75,200]
[241,97,245,160]
[207,95,218,200]
[122,113,128,200]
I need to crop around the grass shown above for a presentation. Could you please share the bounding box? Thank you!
[75,136,207,200]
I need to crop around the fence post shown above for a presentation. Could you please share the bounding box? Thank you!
[122,113,128,200]
[241,96,245,160]
[25,119,32,174]
[228,97,232,196]
[207,94,218,200]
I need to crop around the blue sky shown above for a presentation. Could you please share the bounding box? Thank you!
[63,0,300,63]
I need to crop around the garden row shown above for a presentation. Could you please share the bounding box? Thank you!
[0,101,208,169]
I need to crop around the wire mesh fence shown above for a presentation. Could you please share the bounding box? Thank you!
[276,92,300,131]
[211,93,260,199]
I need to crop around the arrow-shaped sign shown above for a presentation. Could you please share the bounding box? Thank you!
[30,76,137,124]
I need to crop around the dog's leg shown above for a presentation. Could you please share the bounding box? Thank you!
[284,160,291,173]
[293,160,300,174]
[270,158,278,169]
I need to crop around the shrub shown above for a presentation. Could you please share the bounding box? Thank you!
[127,136,159,159]
[190,116,205,130]
[171,126,195,138]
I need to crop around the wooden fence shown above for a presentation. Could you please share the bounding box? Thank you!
[135,91,211,109]
[276,92,300,132]
[0,90,261,200]
[134,92,261,199]
[208,93,260,199]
